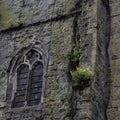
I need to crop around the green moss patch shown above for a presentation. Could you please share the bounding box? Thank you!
[0,5,18,29]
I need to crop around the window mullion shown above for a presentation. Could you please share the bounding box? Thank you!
[26,69,32,106]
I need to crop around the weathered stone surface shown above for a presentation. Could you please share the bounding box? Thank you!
[0,0,82,31]
[0,0,116,120]
[90,0,110,120]
[0,16,74,119]
[43,18,73,120]
[107,0,120,120]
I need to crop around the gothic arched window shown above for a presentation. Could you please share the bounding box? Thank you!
[11,49,44,108]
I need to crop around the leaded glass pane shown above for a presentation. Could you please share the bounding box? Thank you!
[29,62,43,106]
[11,64,29,108]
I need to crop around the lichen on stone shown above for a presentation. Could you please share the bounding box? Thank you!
[0,5,18,29]
[19,8,31,23]
[0,1,31,30]
[65,0,72,12]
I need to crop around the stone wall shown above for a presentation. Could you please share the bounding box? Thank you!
[73,1,111,120]
[92,0,110,120]
[0,0,97,120]
[73,0,98,120]
[107,0,120,120]
[0,0,83,31]
[0,0,112,120]
[0,17,74,120]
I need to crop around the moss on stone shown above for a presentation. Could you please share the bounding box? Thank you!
[19,8,31,23]
[65,0,72,12]
[0,2,31,30]
[0,5,18,29]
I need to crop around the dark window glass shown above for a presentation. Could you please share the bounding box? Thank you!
[31,88,42,94]
[17,85,26,91]
[12,102,25,108]
[29,100,40,106]
[11,64,29,108]
[11,49,44,108]
[29,62,43,106]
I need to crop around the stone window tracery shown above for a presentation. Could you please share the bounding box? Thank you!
[11,49,44,108]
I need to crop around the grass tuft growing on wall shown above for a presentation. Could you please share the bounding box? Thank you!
[70,66,93,85]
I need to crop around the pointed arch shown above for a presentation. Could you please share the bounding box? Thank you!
[7,44,47,108]
[11,64,29,108]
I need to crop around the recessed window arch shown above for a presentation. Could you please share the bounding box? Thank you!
[11,49,44,108]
